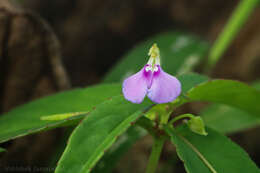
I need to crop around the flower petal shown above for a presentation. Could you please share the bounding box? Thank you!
[122,65,152,103]
[147,66,181,103]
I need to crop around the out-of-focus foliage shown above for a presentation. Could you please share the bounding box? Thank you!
[207,0,259,69]
[201,81,260,133]
[104,32,209,83]
[0,147,6,153]
[177,73,209,94]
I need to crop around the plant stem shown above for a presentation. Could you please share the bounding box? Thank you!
[206,0,259,71]
[145,136,165,173]
[145,98,185,173]
[169,113,194,125]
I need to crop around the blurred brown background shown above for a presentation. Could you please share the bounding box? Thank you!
[0,0,260,172]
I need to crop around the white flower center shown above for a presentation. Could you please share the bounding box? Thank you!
[154,66,158,72]
[145,66,152,72]
[145,65,158,72]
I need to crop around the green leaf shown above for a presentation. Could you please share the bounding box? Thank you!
[177,73,209,94]
[201,81,260,134]
[201,104,260,134]
[187,116,208,136]
[165,125,260,173]
[0,147,6,153]
[0,84,121,143]
[187,80,260,116]
[104,32,209,82]
[55,96,152,173]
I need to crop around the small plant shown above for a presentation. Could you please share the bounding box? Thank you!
[0,0,260,172]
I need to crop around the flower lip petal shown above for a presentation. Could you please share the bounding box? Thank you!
[122,65,152,103]
[147,65,181,103]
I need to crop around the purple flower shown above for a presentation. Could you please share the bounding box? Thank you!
[122,44,181,104]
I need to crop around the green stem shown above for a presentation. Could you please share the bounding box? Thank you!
[145,136,165,173]
[169,113,194,125]
[145,97,186,173]
[206,0,259,71]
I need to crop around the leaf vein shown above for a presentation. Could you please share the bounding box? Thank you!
[178,134,217,173]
